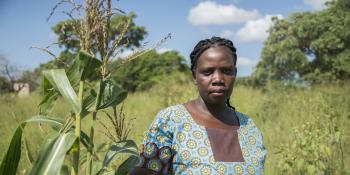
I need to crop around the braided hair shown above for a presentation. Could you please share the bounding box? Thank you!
[190,36,237,110]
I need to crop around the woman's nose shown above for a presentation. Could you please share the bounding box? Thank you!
[212,71,224,84]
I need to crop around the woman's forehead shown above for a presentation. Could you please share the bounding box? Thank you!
[197,47,235,64]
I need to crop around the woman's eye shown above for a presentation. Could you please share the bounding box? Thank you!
[222,69,234,75]
[202,70,212,75]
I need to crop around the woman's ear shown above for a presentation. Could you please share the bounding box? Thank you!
[192,71,197,84]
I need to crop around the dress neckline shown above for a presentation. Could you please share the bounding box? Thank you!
[180,104,241,130]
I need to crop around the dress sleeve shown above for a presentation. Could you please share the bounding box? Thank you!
[138,108,175,174]
[250,119,267,174]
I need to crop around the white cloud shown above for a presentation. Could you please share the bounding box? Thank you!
[188,1,260,26]
[220,30,235,39]
[304,0,329,10]
[235,14,283,42]
[237,57,256,67]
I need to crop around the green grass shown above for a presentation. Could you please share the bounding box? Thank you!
[1,80,349,174]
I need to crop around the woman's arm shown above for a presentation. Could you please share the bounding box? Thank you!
[129,107,175,175]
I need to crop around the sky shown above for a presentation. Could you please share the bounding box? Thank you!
[0,0,329,76]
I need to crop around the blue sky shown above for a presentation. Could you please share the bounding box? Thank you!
[0,0,328,76]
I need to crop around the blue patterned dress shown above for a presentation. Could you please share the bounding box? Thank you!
[138,105,267,175]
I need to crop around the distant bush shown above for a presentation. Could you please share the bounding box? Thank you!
[0,76,12,93]
[111,50,190,92]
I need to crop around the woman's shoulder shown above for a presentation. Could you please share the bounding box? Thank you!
[159,104,186,113]
[235,111,258,128]
[154,104,188,122]
[157,104,188,116]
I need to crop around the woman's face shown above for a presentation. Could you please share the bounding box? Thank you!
[193,46,236,105]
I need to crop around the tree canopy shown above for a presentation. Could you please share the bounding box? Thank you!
[53,12,146,53]
[35,13,147,72]
[253,0,350,85]
[111,50,190,92]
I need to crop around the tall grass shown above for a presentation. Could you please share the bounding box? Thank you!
[1,78,349,174]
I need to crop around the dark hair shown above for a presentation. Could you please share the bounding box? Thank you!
[190,36,237,110]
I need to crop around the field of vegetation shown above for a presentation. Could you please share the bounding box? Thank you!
[1,0,349,174]
[1,74,349,174]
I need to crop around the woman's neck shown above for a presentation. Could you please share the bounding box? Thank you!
[195,97,229,117]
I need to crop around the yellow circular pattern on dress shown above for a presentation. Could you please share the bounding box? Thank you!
[183,123,192,131]
[253,131,259,138]
[198,147,208,156]
[161,124,169,132]
[143,132,150,141]
[172,143,179,152]
[238,132,243,140]
[175,109,184,116]
[186,170,194,175]
[176,133,186,142]
[256,148,262,157]
[248,136,256,145]
[150,127,157,134]
[200,166,211,175]
[247,165,255,174]
[242,148,249,158]
[217,164,227,174]
[156,135,166,144]
[180,150,190,161]
[234,165,243,175]
[186,139,197,149]
[190,157,201,168]
[209,155,215,164]
[173,116,181,123]
[178,165,186,173]
[252,157,259,166]
[241,128,248,135]
[204,138,210,146]
[193,130,203,139]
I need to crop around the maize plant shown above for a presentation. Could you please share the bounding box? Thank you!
[0,0,152,174]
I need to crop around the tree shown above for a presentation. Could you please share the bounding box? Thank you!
[0,55,19,84]
[0,55,20,93]
[53,12,146,53]
[0,76,11,93]
[111,50,190,92]
[253,0,350,85]
[0,56,40,93]
[35,12,147,72]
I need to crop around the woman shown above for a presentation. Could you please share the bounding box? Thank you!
[130,37,266,175]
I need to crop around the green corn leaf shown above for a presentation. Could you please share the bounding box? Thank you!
[0,123,26,175]
[80,130,92,152]
[24,137,35,164]
[95,80,127,110]
[81,89,98,118]
[38,76,59,115]
[0,116,64,175]
[76,50,102,81]
[26,115,64,131]
[115,155,140,175]
[67,50,101,89]
[43,69,81,113]
[98,140,139,174]
[29,131,77,175]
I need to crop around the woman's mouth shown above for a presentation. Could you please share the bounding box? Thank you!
[210,89,226,96]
